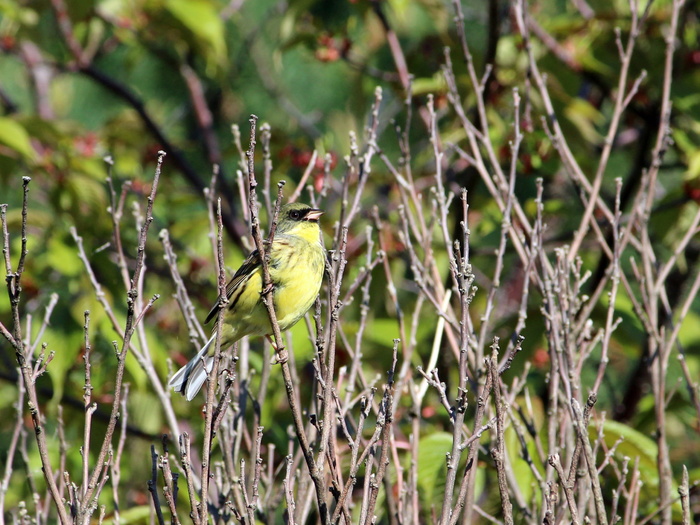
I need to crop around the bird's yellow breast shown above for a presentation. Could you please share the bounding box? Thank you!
[220,227,325,345]
[269,232,325,330]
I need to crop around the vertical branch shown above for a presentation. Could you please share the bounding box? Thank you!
[105,158,133,292]
[363,342,398,524]
[110,385,130,525]
[81,311,95,498]
[159,229,208,346]
[1,178,71,525]
[678,466,690,525]
[244,115,329,524]
[0,361,26,524]
[449,370,494,525]
[479,89,522,360]
[571,397,608,524]
[284,455,297,525]
[439,189,475,525]
[77,152,164,523]
[548,454,580,525]
[637,4,686,520]
[159,438,182,525]
[642,0,685,217]
[317,224,347,504]
[489,341,514,525]
[13,178,30,337]
[567,0,649,259]
[331,389,377,523]
[592,179,623,395]
[198,197,227,525]
[179,433,201,525]
[250,426,264,514]
[147,446,166,525]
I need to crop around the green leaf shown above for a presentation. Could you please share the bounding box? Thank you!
[102,505,168,524]
[43,235,83,277]
[563,99,604,144]
[43,326,83,402]
[412,74,447,96]
[678,310,700,349]
[506,396,546,504]
[686,150,700,179]
[412,432,487,520]
[592,420,657,479]
[592,416,685,519]
[164,0,226,67]
[415,432,452,512]
[0,117,35,160]
[364,318,401,348]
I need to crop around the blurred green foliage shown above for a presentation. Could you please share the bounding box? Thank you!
[1,0,699,521]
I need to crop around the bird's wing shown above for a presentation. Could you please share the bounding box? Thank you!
[204,249,262,324]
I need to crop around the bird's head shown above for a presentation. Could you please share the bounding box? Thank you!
[276,203,324,235]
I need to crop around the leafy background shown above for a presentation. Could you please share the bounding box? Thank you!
[1,0,699,521]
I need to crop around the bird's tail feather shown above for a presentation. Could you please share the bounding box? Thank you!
[169,334,216,401]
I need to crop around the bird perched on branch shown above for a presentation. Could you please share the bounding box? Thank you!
[169,202,325,400]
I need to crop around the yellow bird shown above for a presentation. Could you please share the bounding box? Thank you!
[169,202,326,400]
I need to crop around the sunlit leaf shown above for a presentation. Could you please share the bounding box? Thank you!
[416,432,452,510]
[102,505,168,524]
[164,0,226,67]
[592,419,684,519]
[590,419,657,488]
[0,117,36,160]
[364,318,401,348]
[412,74,447,96]
[563,99,604,144]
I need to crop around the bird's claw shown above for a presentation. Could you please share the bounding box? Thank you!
[271,349,289,365]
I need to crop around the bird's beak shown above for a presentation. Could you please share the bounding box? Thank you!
[305,209,324,222]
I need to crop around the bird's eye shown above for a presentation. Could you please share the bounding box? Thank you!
[289,210,302,220]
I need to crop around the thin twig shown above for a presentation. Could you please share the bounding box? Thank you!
[244,115,329,524]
